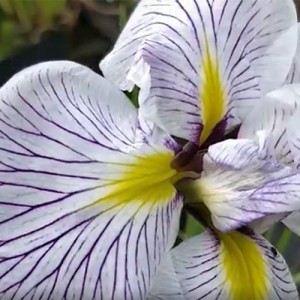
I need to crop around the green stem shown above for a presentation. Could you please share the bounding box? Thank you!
[276,227,292,254]
[183,210,205,237]
[293,272,300,284]
[264,226,275,242]
[118,2,127,30]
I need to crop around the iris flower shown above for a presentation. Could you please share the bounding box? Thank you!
[238,83,300,235]
[0,61,187,299]
[149,228,298,299]
[147,83,300,299]
[148,82,300,300]
[0,0,300,300]
[101,0,298,145]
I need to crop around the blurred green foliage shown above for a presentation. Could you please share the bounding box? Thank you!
[0,0,136,61]
[0,0,69,58]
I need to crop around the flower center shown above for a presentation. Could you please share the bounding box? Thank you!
[93,149,179,207]
[200,39,226,144]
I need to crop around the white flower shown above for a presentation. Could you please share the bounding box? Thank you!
[1,0,300,298]
[101,0,298,145]
[0,61,183,299]
[149,228,298,299]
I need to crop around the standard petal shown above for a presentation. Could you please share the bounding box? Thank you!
[149,229,298,300]
[100,0,170,91]
[240,84,300,168]
[0,61,182,299]
[286,23,300,84]
[238,84,300,233]
[102,0,297,143]
[193,139,300,232]
[204,138,265,171]
[239,84,300,165]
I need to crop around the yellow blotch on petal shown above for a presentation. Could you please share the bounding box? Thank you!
[218,231,268,300]
[200,40,226,144]
[95,150,178,207]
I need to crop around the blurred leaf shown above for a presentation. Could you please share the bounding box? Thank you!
[294,272,300,284]
[11,0,33,31]
[127,86,140,108]
[118,0,136,29]
[118,3,127,29]
[0,0,14,15]
[276,227,292,254]
[35,0,67,28]
[184,213,204,238]
[0,19,18,58]
[264,225,275,241]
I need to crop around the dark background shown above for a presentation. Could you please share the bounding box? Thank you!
[0,0,300,83]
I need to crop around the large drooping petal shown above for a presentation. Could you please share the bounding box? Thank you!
[149,229,298,300]
[0,61,183,300]
[190,139,300,232]
[101,0,297,143]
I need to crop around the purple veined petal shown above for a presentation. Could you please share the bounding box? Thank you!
[237,84,300,232]
[204,138,263,171]
[255,22,298,94]
[286,23,300,84]
[239,84,300,166]
[101,0,297,143]
[149,229,298,300]
[0,61,183,300]
[194,139,300,232]
[100,0,171,92]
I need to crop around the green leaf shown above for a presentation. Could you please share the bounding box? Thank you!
[0,0,14,15]
[34,0,67,28]
[126,85,139,108]
[11,0,33,31]
[0,19,18,59]
[276,227,292,254]
[293,272,300,284]
[184,213,204,238]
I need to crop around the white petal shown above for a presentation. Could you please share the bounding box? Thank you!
[101,0,297,143]
[283,211,300,236]
[255,23,298,94]
[0,61,182,299]
[204,138,264,171]
[239,84,300,165]
[238,84,300,232]
[149,229,298,300]
[198,139,300,231]
[286,23,300,84]
[100,0,168,91]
